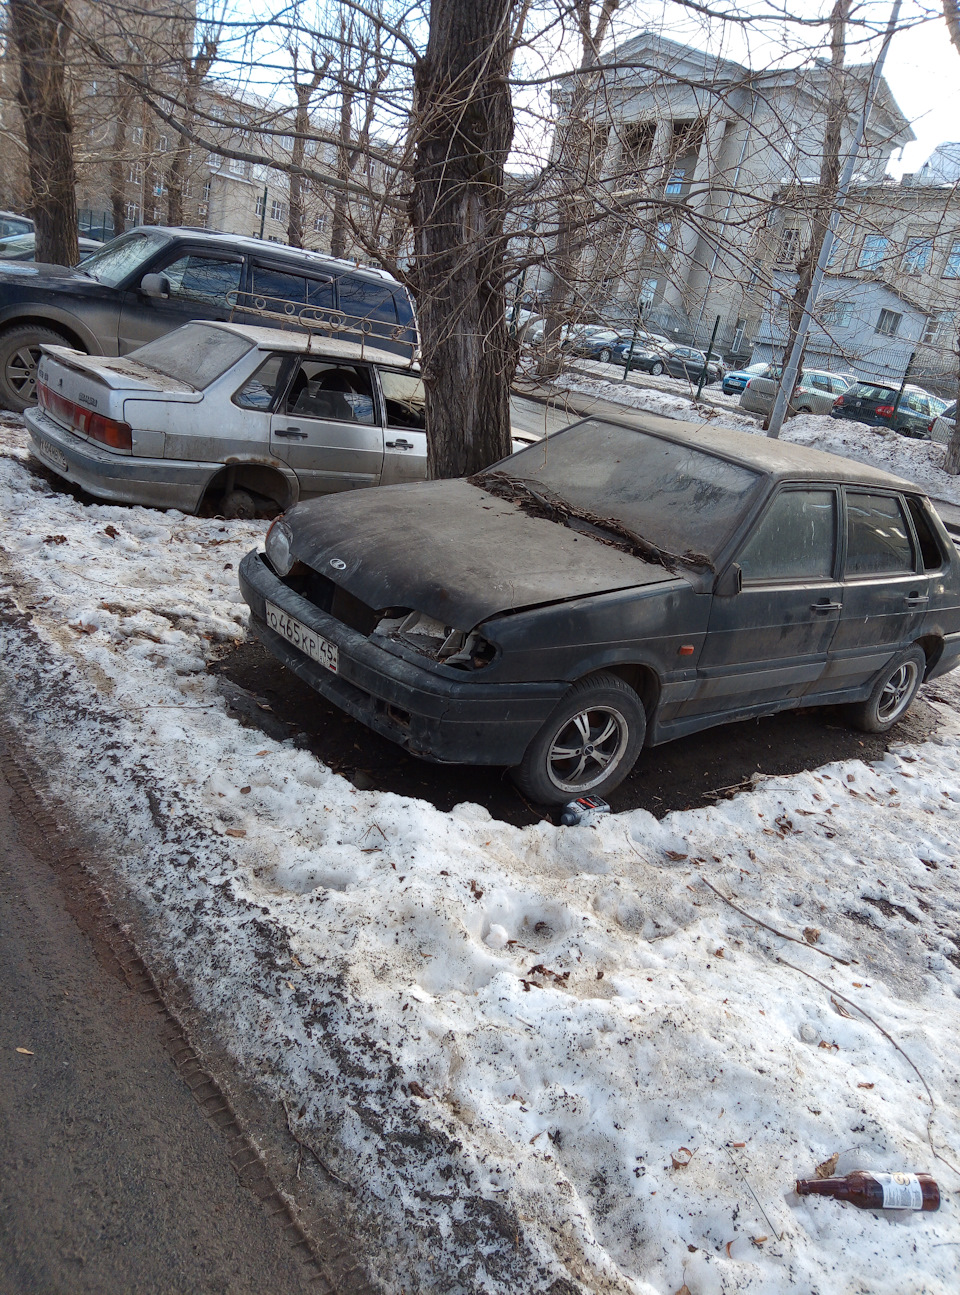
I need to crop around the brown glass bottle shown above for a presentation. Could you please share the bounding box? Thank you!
[796,1171,940,1211]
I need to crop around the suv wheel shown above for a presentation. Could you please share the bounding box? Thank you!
[511,671,646,804]
[848,646,926,733]
[0,324,73,412]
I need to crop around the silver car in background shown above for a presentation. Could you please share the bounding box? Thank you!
[24,321,428,517]
[740,368,853,417]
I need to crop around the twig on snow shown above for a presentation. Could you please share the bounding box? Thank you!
[700,876,851,966]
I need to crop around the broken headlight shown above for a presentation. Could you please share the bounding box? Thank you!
[373,610,496,670]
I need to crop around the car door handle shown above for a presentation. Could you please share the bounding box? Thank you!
[386,438,414,449]
[810,600,842,612]
[274,426,308,439]
[904,593,929,606]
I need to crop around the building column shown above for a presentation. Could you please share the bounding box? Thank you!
[661,115,728,320]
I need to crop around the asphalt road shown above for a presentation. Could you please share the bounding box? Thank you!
[0,757,315,1295]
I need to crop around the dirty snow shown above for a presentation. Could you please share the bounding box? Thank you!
[1,414,959,1294]
[549,371,960,507]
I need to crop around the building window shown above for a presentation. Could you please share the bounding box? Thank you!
[664,168,685,196]
[157,134,168,153]
[202,179,211,201]
[858,234,889,270]
[270,198,286,222]
[127,160,143,185]
[776,227,800,264]
[255,194,265,216]
[747,263,761,290]
[655,219,672,253]
[923,310,954,344]
[903,236,932,275]
[875,308,902,337]
[229,157,247,177]
[943,239,960,279]
[821,301,853,328]
[313,213,327,232]
[125,201,141,224]
[267,235,281,242]
[132,126,144,147]
[152,205,162,223]
[638,276,658,307]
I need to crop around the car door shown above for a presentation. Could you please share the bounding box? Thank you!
[897,390,929,436]
[377,368,427,485]
[118,249,245,352]
[682,485,842,718]
[819,490,928,694]
[269,357,383,496]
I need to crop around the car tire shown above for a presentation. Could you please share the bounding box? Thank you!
[0,324,74,412]
[599,347,612,363]
[650,361,664,376]
[511,671,646,804]
[797,405,813,414]
[848,646,926,734]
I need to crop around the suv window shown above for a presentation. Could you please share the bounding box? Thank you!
[845,492,914,575]
[249,265,336,314]
[336,277,398,324]
[737,488,837,582]
[160,254,242,306]
[380,370,425,429]
[285,361,377,424]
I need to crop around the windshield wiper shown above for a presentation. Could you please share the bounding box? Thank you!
[469,471,713,572]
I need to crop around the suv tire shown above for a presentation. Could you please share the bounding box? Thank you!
[0,324,74,412]
[511,671,646,804]
[848,646,926,733]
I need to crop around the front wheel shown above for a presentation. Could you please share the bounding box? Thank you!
[650,361,664,376]
[598,347,612,363]
[0,324,74,412]
[848,646,926,733]
[511,671,646,804]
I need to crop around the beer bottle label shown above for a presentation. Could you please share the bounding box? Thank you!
[871,1172,923,1209]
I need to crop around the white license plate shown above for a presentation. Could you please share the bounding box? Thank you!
[35,435,68,472]
[264,602,338,674]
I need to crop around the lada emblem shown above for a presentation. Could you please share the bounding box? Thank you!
[329,558,346,570]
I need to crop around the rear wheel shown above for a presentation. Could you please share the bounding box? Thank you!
[0,324,74,412]
[797,405,813,414]
[650,361,664,376]
[598,347,613,363]
[511,671,646,804]
[848,646,925,733]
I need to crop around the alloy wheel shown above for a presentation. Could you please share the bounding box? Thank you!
[547,705,630,793]
[5,344,41,398]
[877,661,919,722]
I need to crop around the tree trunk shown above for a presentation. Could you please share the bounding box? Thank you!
[8,0,79,266]
[411,0,517,479]
[329,83,355,259]
[287,98,308,248]
[167,40,216,228]
[110,83,132,238]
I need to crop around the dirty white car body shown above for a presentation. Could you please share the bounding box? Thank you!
[24,320,433,515]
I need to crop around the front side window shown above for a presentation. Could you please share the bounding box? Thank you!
[233,353,289,409]
[845,492,914,576]
[285,361,376,424]
[160,254,242,306]
[380,370,425,429]
[737,489,837,583]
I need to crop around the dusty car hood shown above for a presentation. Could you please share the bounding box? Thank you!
[287,478,673,627]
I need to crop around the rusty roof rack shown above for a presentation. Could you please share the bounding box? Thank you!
[226,289,418,361]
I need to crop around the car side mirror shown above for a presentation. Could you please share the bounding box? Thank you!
[140,272,170,299]
[714,563,742,597]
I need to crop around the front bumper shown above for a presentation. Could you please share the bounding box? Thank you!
[238,550,567,766]
[25,406,212,511]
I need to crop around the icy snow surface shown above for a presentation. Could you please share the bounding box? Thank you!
[1,415,959,1293]
[552,372,960,506]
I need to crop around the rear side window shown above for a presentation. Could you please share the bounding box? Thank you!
[393,292,414,327]
[906,496,944,570]
[737,488,837,582]
[233,354,290,410]
[845,492,914,575]
[250,266,308,309]
[336,277,398,323]
[128,324,253,389]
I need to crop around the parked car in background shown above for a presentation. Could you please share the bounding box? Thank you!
[563,327,633,362]
[0,211,33,239]
[655,343,724,384]
[0,225,416,412]
[830,381,944,438]
[240,413,960,805]
[929,400,956,445]
[723,361,772,396]
[25,321,428,518]
[740,369,853,417]
[0,233,102,263]
[615,339,667,375]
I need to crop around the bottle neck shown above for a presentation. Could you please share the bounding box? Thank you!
[796,1176,850,1198]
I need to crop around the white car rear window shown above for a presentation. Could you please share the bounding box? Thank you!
[128,325,254,390]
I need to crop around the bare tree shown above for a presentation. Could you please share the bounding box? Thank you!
[286,42,329,247]
[8,0,79,264]
[167,33,218,226]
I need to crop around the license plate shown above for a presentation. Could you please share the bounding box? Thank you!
[35,435,68,472]
[264,602,338,673]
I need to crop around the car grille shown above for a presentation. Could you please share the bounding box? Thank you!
[282,566,380,636]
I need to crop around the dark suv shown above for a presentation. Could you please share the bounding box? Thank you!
[830,381,940,439]
[0,226,416,411]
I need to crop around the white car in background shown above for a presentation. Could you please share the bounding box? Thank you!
[24,320,432,518]
[739,368,853,417]
[929,400,956,445]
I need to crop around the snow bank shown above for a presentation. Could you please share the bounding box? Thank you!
[1,416,958,1294]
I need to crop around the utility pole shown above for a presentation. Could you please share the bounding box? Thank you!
[767,0,902,438]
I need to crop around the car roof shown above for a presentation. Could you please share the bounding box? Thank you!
[134,225,400,286]
[195,320,418,369]
[581,406,922,492]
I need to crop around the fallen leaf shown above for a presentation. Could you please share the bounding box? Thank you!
[255,749,269,756]
[664,850,688,861]
[857,1082,875,1090]
[714,947,725,958]
[239,786,251,794]
[803,927,820,945]
[675,1286,693,1295]
[830,995,853,1019]
[44,534,67,545]
[16,1047,34,1055]
[815,1152,839,1179]
[407,1080,429,1099]
[225,828,246,838]
[751,1236,768,1247]
[671,1146,694,1169]
[103,524,119,538]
